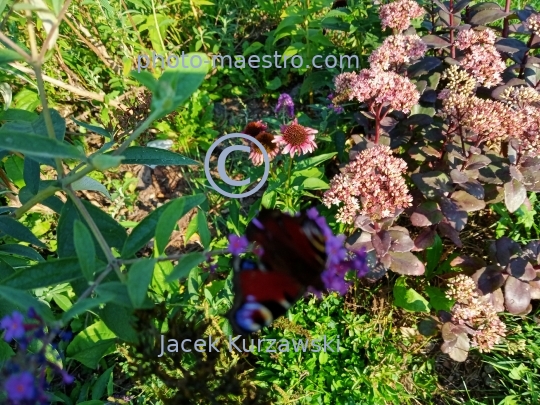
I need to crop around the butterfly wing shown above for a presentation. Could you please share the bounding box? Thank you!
[246,209,327,290]
[228,258,304,334]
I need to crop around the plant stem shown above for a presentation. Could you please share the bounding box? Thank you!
[65,187,125,281]
[12,185,61,219]
[502,0,511,38]
[449,0,455,59]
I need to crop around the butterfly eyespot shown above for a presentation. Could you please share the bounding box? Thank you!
[235,302,273,332]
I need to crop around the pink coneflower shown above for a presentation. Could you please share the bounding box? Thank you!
[242,120,268,137]
[249,131,280,166]
[274,118,318,157]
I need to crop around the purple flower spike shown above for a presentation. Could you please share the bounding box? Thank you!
[1,311,26,342]
[227,235,249,256]
[275,93,295,118]
[5,372,36,401]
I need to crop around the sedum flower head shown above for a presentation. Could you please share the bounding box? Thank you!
[323,144,412,223]
[446,275,507,353]
[333,68,420,114]
[454,28,505,88]
[379,0,425,32]
[369,34,427,71]
[525,13,540,37]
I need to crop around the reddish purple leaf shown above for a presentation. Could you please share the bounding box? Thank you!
[451,190,486,212]
[413,227,437,250]
[471,266,505,294]
[388,251,425,275]
[504,178,526,213]
[504,276,531,314]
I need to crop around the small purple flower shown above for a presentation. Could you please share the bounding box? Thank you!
[321,267,350,295]
[4,372,36,401]
[326,234,347,265]
[329,104,344,114]
[1,311,26,342]
[60,370,75,384]
[227,235,249,256]
[350,248,369,277]
[275,93,295,118]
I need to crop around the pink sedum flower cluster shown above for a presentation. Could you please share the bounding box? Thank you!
[369,34,427,71]
[525,13,540,37]
[379,0,425,32]
[455,28,505,88]
[323,144,412,223]
[446,275,507,353]
[334,69,420,114]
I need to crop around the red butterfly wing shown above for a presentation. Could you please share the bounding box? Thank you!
[228,258,304,334]
[246,209,327,291]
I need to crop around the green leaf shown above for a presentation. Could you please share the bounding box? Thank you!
[0,285,54,321]
[116,146,199,166]
[0,132,84,160]
[122,194,205,258]
[0,49,24,64]
[52,293,72,311]
[99,303,138,343]
[0,257,82,289]
[425,286,454,311]
[295,153,337,170]
[72,176,112,200]
[66,321,116,369]
[393,277,430,312]
[0,244,44,262]
[127,258,156,308]
[91,365,114,400]
[23,157,40,195]
[151,52,210,119]
[184,214,199,245]
[426,234,443,274]
[155,198,187,254]
[57,199,127,259]
[166,252,206,282]
[301,177,329,190]
[0,339,15,366]
[74,220,97,281]
[0,216,46,247]
[90,154,124,171]
[62,296,113,323]
[70,117,111,139]
[196,209,211,248]
[3,155,24,187]
[130,71,158,92]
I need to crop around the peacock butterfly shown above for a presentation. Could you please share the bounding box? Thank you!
[228,209,328,334]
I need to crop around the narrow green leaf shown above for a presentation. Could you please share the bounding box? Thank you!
[23,157,40,195]
[127,258,156,308]
[0,49,24,64]
[0,216,46,247]
[71,176,111,200]
[116,146,200,166]
[91,365,114,400]
[70,117,112,139]
[166,252,206,282]
[196,210,211,248]
[0,244,44,262]
[184,214,199,245]
[0,257,81,289]
[74,220,97,281]
[62,296,113,323]
[0,132,84,160]
[155,198,185,253]
[0,285,54,321]
[122,194,205,258]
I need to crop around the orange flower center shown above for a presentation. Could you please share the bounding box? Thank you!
[283,124,309,146]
